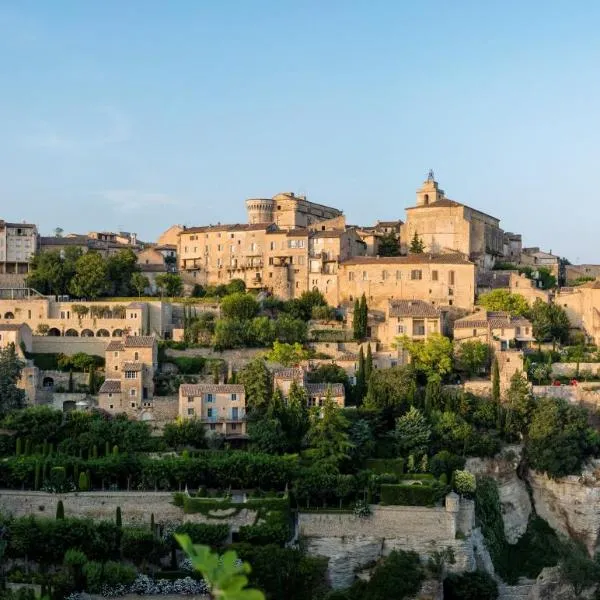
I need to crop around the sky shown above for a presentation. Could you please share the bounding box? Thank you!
[1,1,600,261]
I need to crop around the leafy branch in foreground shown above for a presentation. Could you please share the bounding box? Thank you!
[175,533,265,600]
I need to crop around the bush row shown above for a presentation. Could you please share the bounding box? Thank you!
[379,482,448,506]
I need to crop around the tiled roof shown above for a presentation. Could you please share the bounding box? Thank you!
[406,198,499,221]
[454,310,532,330]
[127,302,146,308]
[272,368,305,380]
[336,353,357,361]
[106,340,124,351]
[182,223,273,234]
[124,336,155,348]
[310,229,345,239]
[341,254,472,266]
[40,236,88,246]
[139,264,167,273]
[305,382,345,396]
[99,379,121,394]
[388,299,440,318]
[376,220,403,227]
[122,362,143,372]
[180,384,245,396]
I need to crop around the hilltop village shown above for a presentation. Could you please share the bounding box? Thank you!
[2,174,600,599]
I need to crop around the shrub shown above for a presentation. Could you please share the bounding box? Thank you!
[443,571,498,600]
[174,522,229,547]
[363,550,423,600]
[365,458,404,477]
[380,482,446,506]
[453,470,476,497]
[169,356,205,375]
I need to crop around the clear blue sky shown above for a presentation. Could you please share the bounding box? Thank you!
[1,1,599,261]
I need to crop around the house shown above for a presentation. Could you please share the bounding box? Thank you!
[273,367,345,407]
[453,310,534,349]
[178,383,246,437]
[98,336,158,416]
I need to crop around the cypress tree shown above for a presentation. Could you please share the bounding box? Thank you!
[88,368,96,394]
[34,461,41,491]
[56,500,65,520]
[365,344,373,384]
[42,460,48,485]
[352,298,361,340]
[68,369,74,393]
[492,358,500,405]
[359,293,368,339]
[112,445,119,456]
[116,506,122,528]
[105,441,110,457]
[150,512,155,534]
[48,443,53,457]
[24,439,31,456]
[212,362,220,384]
[354,347,366,404]
[78,471,88,491]
[92,444,98,459]
[15,437,22,456]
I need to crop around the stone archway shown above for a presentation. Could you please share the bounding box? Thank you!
[65,329,79,337]
[47,327,61,336]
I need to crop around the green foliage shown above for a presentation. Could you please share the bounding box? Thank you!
[527,397,596,477]
[163,418,206,449]
[363,549,424,600]
[456,340,490,377]
[239,358,272,414]
[122,527,164,564]
[266,341,309,367]
[26,247,82,296]
[69,252,109,299]
[477,290,530,316]
[169,356,206,374]
[391,407,431,456]
[0,344,26,417]
[377,231,400,257]
[443,571,498,600]
[78,471,88,491]
[106,249,140,297]
[396,334,453,379]
[176,534,265,600]
[491,358,500,405]
[364,365,417,410]
[175,522,229,547]
[116,506,122,527]
[559,540,600,597]
[380,482,447,506]
[56,352,104,372]
[430,451,465,480]
[131,272,150,297]
[365,458,404,477]
[155,272,184,297]
[273,313,308,344]
[221,293,260,321]
[453,470,476,496]
[529,298,570,349]
[409,231,425,254]
[307,397,353,464]
[56,500,65,520]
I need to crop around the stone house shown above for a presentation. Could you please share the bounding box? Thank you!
[453,310,534,348]
[0,220,37,278]
[0,322,32,356]
[178,383,246,437]
[98,336,158,416]
[272,367,345,407]
[337,254,476,312]
[556,281,600,344]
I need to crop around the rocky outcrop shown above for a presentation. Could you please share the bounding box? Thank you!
[529,567,595,600]
[466,445,532,543]
[528,463,600,556]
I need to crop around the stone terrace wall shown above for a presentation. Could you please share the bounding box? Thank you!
[32,336,108,356]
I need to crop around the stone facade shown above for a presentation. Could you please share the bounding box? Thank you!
[556,281,600,344]
[453,310,534,348]
[0,220,37,275]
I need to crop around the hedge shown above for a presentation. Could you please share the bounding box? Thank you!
[365,458,404,477]
[380,483,447,506]
[174,522,229,547]
[168,356,206,375]
[183,496,289,516]
[398,474,436,482]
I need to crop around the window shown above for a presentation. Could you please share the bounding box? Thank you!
[362,271,368,281]
[516,327,521,335]
[210,424,216,431]
[432,270,438,281]
[134,352,139,360]
[188,408,195,416]
[349,272,355,281]
[270,241,275,250]
[206,393,214,403]
[207,407,214,417]
[473,329,477,337]
[130,389,137,396]
[448,288,454,296]
[298,256,305,265]
[397,324,404,334]
[396,270,402,280]
[109,404,114,409]
[231,423,237,431]
[413,319,426,336]
[382,270,388,280]
[231,393,237,401]
[131,402,136,408]
[449,270,455,285]
[114,365,119,371]
[188,396,194,403]
[411,270,422,280]
[125,371,137,379]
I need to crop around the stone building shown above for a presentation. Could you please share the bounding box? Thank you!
[400,173,505,269]
[0,220,38,287]
[178,383,246,437]
[98,336,158,416]
[337,254,476,312]
[272,367,345,407]
[245,192,342,229]
[556,281,600,344]
[565,265,600,284]
[39,230,141,259]
[453,310,534,348]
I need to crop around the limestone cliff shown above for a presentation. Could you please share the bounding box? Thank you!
[466,445,532,544]
[528,462,600,556]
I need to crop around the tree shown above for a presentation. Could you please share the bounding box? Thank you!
[491,358,500,406]
[56,500,65,520]
[155,273,183,297]
[213,318,247,349]
[378,231,400,257]
[0,344,26,416]
[131,272,150,297]
[559,541,600,598]
[248,316,276,346]
[266,341,308,367]
[477,290,529,317]
[365,344,373,383]
[359,294,368,339]
[396,333,453,379]
[527,397,595,477]
[163,418,206,449]
[106,249,139,296]
[306,364,351,399]
[221,293,260,321]
[409,232,425,254]
[354,347,367,404]
[455,340,490,377]
[273,314,307,344]
[176,534,265,600]
[363,550,423,600]
[248,418,288,454]
[529,299,570,350]
[282,381,310,452]
[365,365,417,410]
[69,252,109,299]
[352,299,361,341]
[307,395,353,463]
[443,571,498,600]
[238,358,272,415]
[226,279,246,294]
[392,406,431,456]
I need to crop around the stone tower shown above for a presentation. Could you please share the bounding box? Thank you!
[416,170,445,207]
[246,198,275,224]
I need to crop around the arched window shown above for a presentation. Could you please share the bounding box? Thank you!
[81,329,94,337]
[96,329,110,337]
[4,312,14,319]
[42,376,54,388]
[47,327,61,337]
[64,329,79,337]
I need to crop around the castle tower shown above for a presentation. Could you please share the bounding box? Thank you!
[246,198,275,224]
[416,170,445,207]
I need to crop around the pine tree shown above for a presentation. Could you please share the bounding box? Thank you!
[409,231,425,253]
[56,500,65,520]
[352,298,361,340]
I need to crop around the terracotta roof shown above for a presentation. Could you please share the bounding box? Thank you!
[124,336,155,348]
[139,264,167,273]
[99,379,121,394]
[310,229,345,239]
[405,198,499,221]
[336,353,357,361]
[181,223,272,234]
[454,310,532,330]
[123,362,143,372]
[180,384,245,396]
[40,236,88,246]
[127,302,146,308]
[388,299,440,318]
[154,244,177,250]
[305,382,345,396]
[273,368,305,380]
[341,254,472,266]
[106,340,124,351]
[376,220,403,227]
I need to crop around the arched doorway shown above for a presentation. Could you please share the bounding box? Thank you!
[96,329,110,337]
[81,329,94,337]
[42,376,54,388]
[47,328,61,337]
[65,329,79,337]
[112,329,124,337]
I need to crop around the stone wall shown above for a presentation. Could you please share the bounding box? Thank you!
[0,490,256,530]
[552,362,600,377]
[40,369,89,391]
[32,336,108,356]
